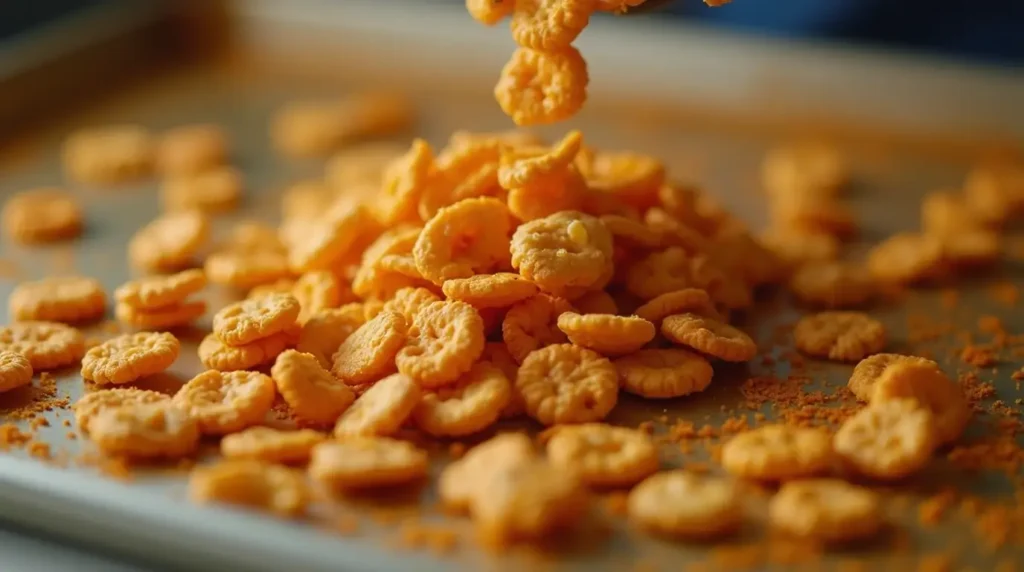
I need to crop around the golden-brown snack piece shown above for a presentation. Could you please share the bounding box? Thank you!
[114,269,206,310]
[0,321,85,370]
[295,304,367,368]
[502,294,573,364]
[439,432,535,512]
[220,427,325,464]
[333,373,421,438]
[204,250,292,290]
[174,369,276,435]
[871,361,970,445]
[128,211,209,272]
[271,93,413,158]
[769,479,882,543]
[89,402,199,460]
[197,329,296,372]
[628,471,742,539]
[866,232,946,285]
[213,293,301,347]
[81,332,180,385]
[397,300,486,388]
[613,348,713,399]
[160,166,242,214]
[721,424,832,481]
[661,313,757,362]
[73,387,169,433]
[789,261,873,309]
[847,353,938,402]
[511,210,613,297]
[2,189,83,244]
[8,276,105,323]
[114,300,206,331]
[62,125,154,185]
[309,437,428,490]
[156,123,228,176]
[189,460,309,517]
[761,142,848,198]
[546,423,659,487]
[271,350,354,426]
[515,343,618,426]
[834,399,936,480]
[331,310,407,385]
[413,197,513,285]
[793,311,886,362]
[495,46,589,127]
[633,288,719,326]
[413,362,511,437]
[0,351,33,393]
[556,312,655,356]
[442,273,539,309]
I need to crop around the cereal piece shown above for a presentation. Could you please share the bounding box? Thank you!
[793,311,886,362]
[613,348,713,399]
[871,361,970,445]
[628,471,742,539]
[502,294,574,363]
[248,279,297,299]
[625,247,707,301]
[759,229,840,268]
[73,387,169,433]
[115,300,206,330]
[189,460,308,517]
[382,287,441,323]
[205,250,291,290]
[0,321,85,370]
[506,165,587,222]
[661,313,757,362]
[834,399,936,480]
[510,211,613,297]
[867,232,946,284]
[470,458,589,547]
[296,304,367,368]
[498,130,583,189]
[920,190,985,236]
[413,362,511,437]
[81,332,179,385]
[333,373,421,437]
[309,437,428,489]
[762,142,848,198]
[221,427,325,464]
[599,214,662,249]
[292,271,349,323]
[375,139,435,226]
[2,189,83,244]
[288,203,379,273]
[939,229,1001,267]
[213,293,300,347]
[789,261,873,308]
[769,479,881,543]
[331,311,407,385]
[571,290,618,315]
[197,330,295,372]
[467,0,516,25]
[556,312,655,356]
[515,344,618,426]
[8,276,105,323]
[413,197,513,285]
[963,162,1024,225]
[546,424,658,487]
[62,125,154,184]
[634,288,719,326]
[89,402,199,459]
[271,350,354,426]
[586,152,666,210]
[174,370,276,435]
[847,353,938,402]
[160,166,242,214]
[720,425,833,481]
[510,0,594,50]
[0,351,33,393]
[495,46,588,126]
[128,211,209,272]
[442,273,539,308]
[156,123,228,176]
[114,269,206,310]
[439,433,535,511]
[396,300,486,388]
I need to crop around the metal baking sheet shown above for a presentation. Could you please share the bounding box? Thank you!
[1,1,1023,570]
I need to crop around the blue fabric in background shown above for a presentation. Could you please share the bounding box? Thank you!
[665,0,1024,66]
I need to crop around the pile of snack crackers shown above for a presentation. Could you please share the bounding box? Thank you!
[1,0,1022,559]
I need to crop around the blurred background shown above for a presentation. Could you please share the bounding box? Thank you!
[2,0,1023,64]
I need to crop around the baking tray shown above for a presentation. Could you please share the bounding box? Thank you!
[1,1,1023,570]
